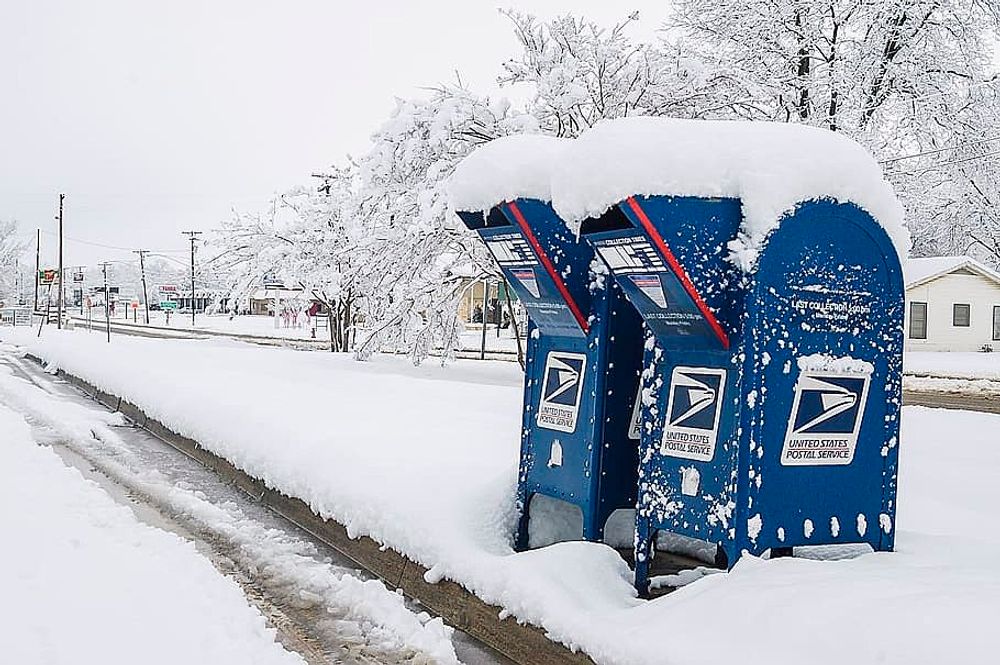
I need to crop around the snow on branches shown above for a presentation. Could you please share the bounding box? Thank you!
[0,220,25,302]
[349,85,536,363]
[666,0,1000,263]
[212,5,1000,363]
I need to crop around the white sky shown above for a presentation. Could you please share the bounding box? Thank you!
[1,1,670,270]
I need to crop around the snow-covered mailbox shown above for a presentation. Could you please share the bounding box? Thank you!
[555,118,910,595]
[450,135,644,549]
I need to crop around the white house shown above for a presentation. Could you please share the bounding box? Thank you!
[904,256,1000,352]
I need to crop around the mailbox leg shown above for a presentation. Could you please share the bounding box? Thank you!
[634,519,654,598]
[514,493,533,551]
[582,510,606,542]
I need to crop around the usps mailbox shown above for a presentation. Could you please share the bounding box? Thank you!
[456,199,643,548]
[581,195,903,594]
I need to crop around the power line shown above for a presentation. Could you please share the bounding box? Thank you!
[881,135,1000,166]
[37,230,188,254]
[886,149,1000,178]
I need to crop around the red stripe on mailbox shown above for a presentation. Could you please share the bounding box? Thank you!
[505,201,590,334]
[625,196,730,350]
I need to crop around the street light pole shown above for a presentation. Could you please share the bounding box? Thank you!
[134,249,150,324]
[57,194,64,329]
[181,231,202,326]
[33,229,40,313]
[99,262,111,343]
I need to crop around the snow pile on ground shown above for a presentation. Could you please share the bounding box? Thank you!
[449,134,569,212]
[0,401,304,665]
[6,329,998,665]
[549,117,910,269]
[903,374,1000,396]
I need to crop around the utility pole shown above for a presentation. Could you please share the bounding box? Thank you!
[57,194,65,329]
[480,277,489,361]
[182,231,202,326]
[33,229,40,312]
[99,262,112,343]
[133,249,150,324]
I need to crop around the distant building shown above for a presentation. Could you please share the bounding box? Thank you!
[247,287,304,316]
[904,256,1000,352]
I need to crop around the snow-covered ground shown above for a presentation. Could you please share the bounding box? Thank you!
[0,401,304,665]
[59,313,1000,375]
[904,350,1000,380]
[0,349,471,664]
[66,313,524,354]
[4,327,998,665]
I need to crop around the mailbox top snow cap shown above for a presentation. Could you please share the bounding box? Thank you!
[449,134,570,214]
[550,117,911,271]
[450,134,597,337]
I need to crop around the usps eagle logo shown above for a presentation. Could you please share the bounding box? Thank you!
[660,367,726,462]
[781,371,870,466]
[537,352,587,433]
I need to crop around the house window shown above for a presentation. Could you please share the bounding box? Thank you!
[909,302,927,339]
[994,306,1000,341]
[953,303,971,327]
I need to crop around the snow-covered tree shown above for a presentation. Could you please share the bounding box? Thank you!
[210,5,1000,364]
[0,220,25,303]
[348,83,537,362]
[500,10,721,135]
[209,175,366,352]
[663,0,1000,263]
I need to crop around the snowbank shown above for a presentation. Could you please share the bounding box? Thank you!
[0,402,303,665]
[904,350,1000,380]
[549,117,910,269]
[6,329,998,665]
[449,134,569,211]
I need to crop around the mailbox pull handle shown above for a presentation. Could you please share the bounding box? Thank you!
[625,196,730,349]
[506,201,591,334]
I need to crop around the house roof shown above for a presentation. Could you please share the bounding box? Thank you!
[904,256,1000,289]
[250,288,305,300]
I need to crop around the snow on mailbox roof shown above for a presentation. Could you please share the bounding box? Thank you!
[549,117,910,271]
[449,134,570,212]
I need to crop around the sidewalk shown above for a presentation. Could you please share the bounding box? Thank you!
[0,402,303,665]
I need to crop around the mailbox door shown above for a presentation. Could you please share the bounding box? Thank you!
[522,332,601,506]
[582,196,748,556]
[636,344,742,550]
[742,200,904,555]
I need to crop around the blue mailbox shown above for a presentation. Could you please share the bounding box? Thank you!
[455,198,644,549]
[582,192,903,594]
